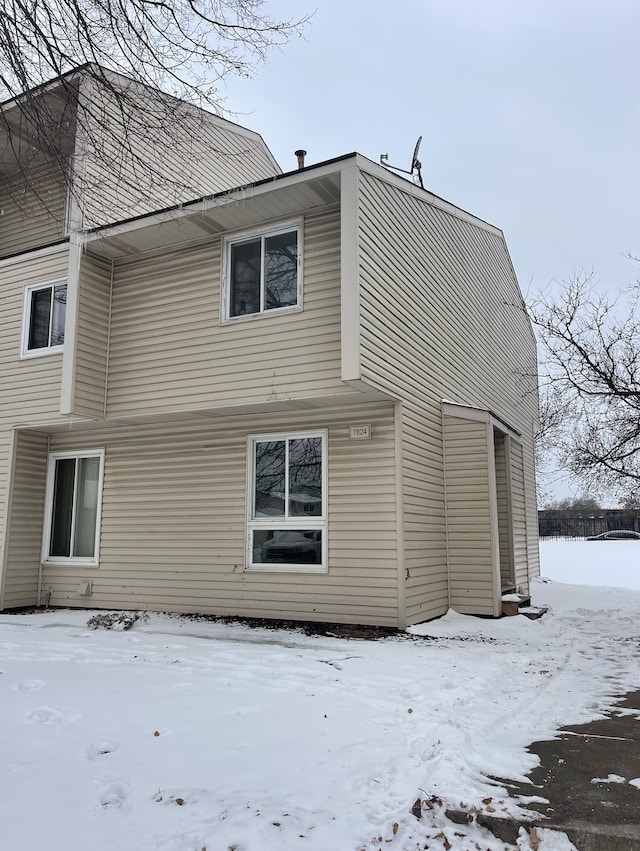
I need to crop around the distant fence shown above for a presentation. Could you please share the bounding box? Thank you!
[538,509,640,540]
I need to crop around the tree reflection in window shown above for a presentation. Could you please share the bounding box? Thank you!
[28,283,67,350]
[253,436,322,519]
[254,440,286,517]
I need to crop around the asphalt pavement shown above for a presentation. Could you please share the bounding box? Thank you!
[447,689,640,850]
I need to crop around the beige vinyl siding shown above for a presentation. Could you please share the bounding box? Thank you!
[1,164,67,257]
[443,416,498,616]
[106,209,350,417]
[41,403,400,626]
[0,429,13,605]
[78,80,279,229]
[356,170,539,613]
[494,432,514,588]
[1,430,48,608]
[0,248,68,424]
[523,438,540,579]
[402,403,449,624]
[73,253,112,418]
[510,439,530,590]
[357,171,537,429]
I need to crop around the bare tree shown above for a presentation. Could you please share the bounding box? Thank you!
[530,268,640,502]
[0,1,309,226]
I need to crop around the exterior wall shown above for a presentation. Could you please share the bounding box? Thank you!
[77,76,280,229]
[402,402,448,624]
[494,431,514,588]
[73,252,111,418]
[0,247,68,423]
[523,436,540,580]
[31,403,400,625]
[356,169,540,618]
[0,163,67,257]
[443,415,498,616]
[104,209,350,418]
[510,439,530,591]
[0,429,13,605]
[0,247,69,605]
[0,430,48,609]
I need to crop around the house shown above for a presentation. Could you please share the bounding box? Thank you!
[0,68,540,628]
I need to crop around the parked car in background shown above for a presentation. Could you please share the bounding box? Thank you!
[587,530,640,541]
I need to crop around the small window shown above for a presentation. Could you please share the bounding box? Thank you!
[247,431,327,573]
[21,280,67,357]
[223,223,301,320]
[42,450,105,566]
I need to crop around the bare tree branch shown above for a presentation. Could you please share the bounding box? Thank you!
[529,266,640,502]
[0,1,310,228]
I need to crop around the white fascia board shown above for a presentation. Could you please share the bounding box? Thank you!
[340,160,360,382]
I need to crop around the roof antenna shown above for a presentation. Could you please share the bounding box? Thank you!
[379,136,424,189]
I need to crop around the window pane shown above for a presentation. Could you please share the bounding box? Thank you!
[254,441,286,517]
[28,287,52,350]
[50,284,67,346]
[73,457,100,558]
[253,529,322,564]
[264,231,298,310]
[50,458,75,557]
[230,239,261,316]
[288,437,322,516]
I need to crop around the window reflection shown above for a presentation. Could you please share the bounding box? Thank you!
[254,440,286,517]
[288,437,322,516]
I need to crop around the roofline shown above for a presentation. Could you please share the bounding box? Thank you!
[83,150,503,246]
[0,64,281,172]
[82,152,359,238]
[0,65,89,111]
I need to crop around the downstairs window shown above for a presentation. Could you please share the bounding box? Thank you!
[43,450,105,565]
[247,431,327,573]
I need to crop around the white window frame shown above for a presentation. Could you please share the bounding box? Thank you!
[20,278,67,359]
[42,449,105,567]
[221,219,303,323]
[246,429,327,574]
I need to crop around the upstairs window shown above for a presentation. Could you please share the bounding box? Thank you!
[223,222,301,320]
[21,279,67,357]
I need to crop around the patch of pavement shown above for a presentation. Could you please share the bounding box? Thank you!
[455,689,640,850]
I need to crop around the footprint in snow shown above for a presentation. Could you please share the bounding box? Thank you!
[26,705,68,725]
[99,780,132,813]
[87,737,119,759]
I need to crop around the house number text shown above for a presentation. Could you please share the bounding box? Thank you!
[349,424,372,440]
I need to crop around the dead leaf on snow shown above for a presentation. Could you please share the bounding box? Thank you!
[392,822,399,835]
[529,827,541,851]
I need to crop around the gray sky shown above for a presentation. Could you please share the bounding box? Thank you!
[225,0,640,299]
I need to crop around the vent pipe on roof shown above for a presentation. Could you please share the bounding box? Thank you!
[294,149,307,170]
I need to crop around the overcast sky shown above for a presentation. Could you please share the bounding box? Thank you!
[225,0,640,300]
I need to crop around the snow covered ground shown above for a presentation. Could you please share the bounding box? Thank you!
[1,542,639,851]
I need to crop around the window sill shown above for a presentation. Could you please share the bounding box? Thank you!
[246,563,327,574]
[43,559,99,569]
[221,304,302,326]
[20,346,64,360]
